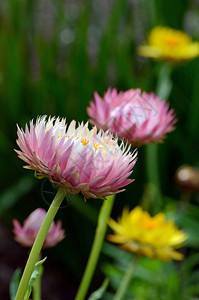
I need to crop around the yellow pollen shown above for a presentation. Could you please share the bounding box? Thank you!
[80,138,107,156]
[101,148,107,157]
[58,135,107,156]
[81,138,90,146]
[93,143,99,150]
[58,135,71,139]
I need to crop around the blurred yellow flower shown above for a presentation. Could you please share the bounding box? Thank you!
[107,206,187,261]
[138,26,199,62]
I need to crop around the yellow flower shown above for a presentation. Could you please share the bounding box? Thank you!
[107,206,187,261]
[137,26,199,62]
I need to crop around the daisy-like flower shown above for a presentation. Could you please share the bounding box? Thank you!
[87,88,176,146]
[16,116,137,200]
[107,206,187,261]
[137,26,199,62]
[13,208,65,248]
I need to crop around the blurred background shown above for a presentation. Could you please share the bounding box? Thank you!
[1,0,199,299]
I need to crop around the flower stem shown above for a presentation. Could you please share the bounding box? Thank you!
[145,143,162,212]
[156,63,172,100]
[33,254,43,300]
[75,194,115,300]
[114,257,137,300]
[15,187,66,300]
[145,63,173,212]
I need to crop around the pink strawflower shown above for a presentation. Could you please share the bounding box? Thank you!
[87,88,176,146]
[16,116,137,200]
[13,208,65,248]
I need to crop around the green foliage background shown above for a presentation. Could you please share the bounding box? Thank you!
[1,0,199,299]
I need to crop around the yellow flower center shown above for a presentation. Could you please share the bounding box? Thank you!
[58,135,107,156]
[141,220,157,230]
[165,36,182,47]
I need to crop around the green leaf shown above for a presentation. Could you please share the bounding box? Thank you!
[88,278,109,300]
[24,257,47,300]
[9,268,21,300]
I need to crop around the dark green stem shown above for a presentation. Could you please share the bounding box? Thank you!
[75,194,115,300]
[145,63,173,212]
[145,143,162,212]
[15,187,66,300]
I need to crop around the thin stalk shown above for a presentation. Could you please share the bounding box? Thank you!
[114,257,137,300]
[33,254,43,300]
[15,187,66,300]
[156,63,172,100]
[145,143,162,212]
[145,63,173,212]
[179,192,191,213]
[75,194,115,300]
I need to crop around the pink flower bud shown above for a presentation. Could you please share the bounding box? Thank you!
[175,165,199,194]
[13,208,65,248]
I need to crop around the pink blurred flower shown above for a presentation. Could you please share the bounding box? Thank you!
[16,116,137,200]
[87,88,176,146]
[13,208,65,248]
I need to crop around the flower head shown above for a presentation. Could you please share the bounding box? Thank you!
[16,116,137,200]
[87,88,176,146]
[13,208,65,248]
[175,165,199,193]
[137,26,199,62]
[107,206,187,261]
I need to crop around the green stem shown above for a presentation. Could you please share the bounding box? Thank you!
[145,143,162,212]
[188,60,199,139]
[33,254,42,300]
[15,187,66,300]
[114,257,137,300]
[75,194,115,300]
[145,63,173,212]
[179,192,191,213]
[156,63,172,100]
